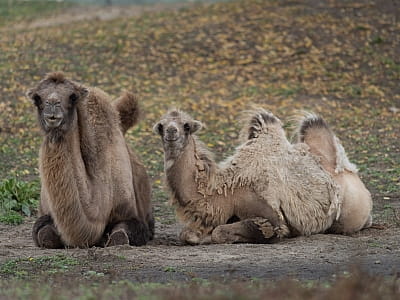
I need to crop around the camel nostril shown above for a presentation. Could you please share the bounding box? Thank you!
[164,126,179,142]
[167,127,178,134]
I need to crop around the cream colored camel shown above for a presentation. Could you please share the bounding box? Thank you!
[154,108,372,244]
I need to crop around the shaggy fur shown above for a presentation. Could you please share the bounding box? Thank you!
[296,112,372,233]
[28,72,153,248]
[113,92,140,135]
[154,108,371,244]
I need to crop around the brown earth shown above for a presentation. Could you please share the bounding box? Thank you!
[0,219,399,283]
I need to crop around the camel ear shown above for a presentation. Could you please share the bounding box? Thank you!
[69,85,89,104]
[79,86,89,99]
[189,120,202,134]
[26,88,42,107]
[69,79,89,100]
[26,88,34,99]
[76,85,89,100]
[26,88,34,101]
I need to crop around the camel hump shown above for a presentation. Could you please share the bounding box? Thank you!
[113,92,140,134]
[297,112,357,174]
[241,108,282,140]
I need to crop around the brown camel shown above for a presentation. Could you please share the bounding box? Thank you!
[28,72,154,248]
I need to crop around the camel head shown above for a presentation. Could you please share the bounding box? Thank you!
[27,72,88,141]
[153,109,203,159]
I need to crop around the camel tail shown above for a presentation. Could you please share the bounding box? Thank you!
[240,107,283,142]
[297,112,357,174]
[113,92,140,135]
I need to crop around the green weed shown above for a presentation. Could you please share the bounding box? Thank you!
[0,254,79,279]
[0,177,39,225]
[163,266,177,272]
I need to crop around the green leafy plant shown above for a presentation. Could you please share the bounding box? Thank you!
[0,177,39,225]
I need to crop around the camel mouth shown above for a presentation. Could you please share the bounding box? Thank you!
[164,137,179,142]
[44,117,63,128]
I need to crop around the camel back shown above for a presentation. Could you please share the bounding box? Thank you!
[217,131,341,236]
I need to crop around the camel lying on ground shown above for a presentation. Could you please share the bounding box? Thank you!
[154,108,372,244]
[28,72,154,248]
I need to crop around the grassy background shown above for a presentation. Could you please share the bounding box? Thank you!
[0,0,73,26]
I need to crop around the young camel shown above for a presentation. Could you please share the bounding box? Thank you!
[153,109,372,244]
[28,72,154,248]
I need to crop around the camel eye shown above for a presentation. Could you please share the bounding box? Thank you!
[69,93,78,102]
[33,94,42,105]
[157,123,164,135]
[183,123,190,132]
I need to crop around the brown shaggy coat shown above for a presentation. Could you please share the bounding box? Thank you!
[28,72,153,247]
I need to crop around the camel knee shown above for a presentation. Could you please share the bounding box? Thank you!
[180,228,202,245]
[106,229,129,247]
[120,219,151,246]
[103,218,150,247]
[37,225,64,249]
[32,215,64,249]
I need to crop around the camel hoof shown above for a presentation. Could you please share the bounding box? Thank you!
[106,229,130,247]
[37,225,63,249]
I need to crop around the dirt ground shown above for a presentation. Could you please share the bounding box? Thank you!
[0,219,399,282]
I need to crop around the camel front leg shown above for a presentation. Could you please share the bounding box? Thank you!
[211,217,277,244]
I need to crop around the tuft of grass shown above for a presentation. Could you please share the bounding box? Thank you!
[0,254,80,279]
[0,177,39,225]
[163,266,177,273]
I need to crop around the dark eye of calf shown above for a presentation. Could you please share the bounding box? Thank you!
[69,93,78,103]
[183,123,190,133]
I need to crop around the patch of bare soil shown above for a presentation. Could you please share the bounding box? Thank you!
[0,219,399,282]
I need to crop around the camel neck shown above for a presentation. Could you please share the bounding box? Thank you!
[165,137,200,206]
[41,121,91,209]
[39,112,105,246]
[165,136,234,228]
